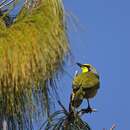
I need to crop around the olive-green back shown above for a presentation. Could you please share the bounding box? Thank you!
[73,72,100,90]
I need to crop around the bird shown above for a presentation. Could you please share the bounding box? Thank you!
[70,62,100,113]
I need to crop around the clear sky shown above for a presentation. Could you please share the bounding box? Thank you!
[59,0,130,130]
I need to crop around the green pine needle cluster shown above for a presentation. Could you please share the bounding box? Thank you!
[0,0,69,129]
[40,105,91,130]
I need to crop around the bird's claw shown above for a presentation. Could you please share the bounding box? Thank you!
[78,107,97,116]
[86,107,97,113]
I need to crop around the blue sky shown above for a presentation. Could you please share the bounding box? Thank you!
[59,0,130,130]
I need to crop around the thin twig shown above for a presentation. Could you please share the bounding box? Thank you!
[57,100,69,116]
[110,124,116,130]
[103,124,116,130]
[0,0,15,9]
[0,0,7,6]
[78,108,97,116]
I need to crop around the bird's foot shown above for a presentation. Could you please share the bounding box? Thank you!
[78,107,97,115]
[85,107,97,113]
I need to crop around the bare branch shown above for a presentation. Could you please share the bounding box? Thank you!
[103,124,116,130]
[110,124,116,130]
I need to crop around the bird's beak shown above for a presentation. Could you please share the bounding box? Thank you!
[76,62,82,67]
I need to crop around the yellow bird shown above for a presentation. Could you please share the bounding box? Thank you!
[70,62,100,113]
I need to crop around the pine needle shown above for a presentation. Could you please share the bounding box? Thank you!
[0,0,69,129]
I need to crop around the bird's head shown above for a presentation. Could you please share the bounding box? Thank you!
[76,62,98,74]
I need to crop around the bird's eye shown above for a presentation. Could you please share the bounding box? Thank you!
[87,65,91,68]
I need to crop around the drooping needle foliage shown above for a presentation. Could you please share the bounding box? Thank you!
[39,101,91,130]
[0,0,69,129]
